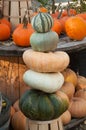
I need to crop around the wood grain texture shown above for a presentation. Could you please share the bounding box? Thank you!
[0,56,29,104]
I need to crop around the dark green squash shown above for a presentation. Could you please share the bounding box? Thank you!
[19,89,69,121]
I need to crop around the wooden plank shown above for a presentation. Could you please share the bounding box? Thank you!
[50,120,59,130]
[18,57,30,97]
[3,0,9,20]
[39,124,48,130]
[58,118,64,130]
[28,121,38,130]
[0,36,86,56]
[20,1,27,23]
[10,1,19,31]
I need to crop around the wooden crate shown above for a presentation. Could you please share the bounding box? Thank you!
[26,118,64,130]
[1,0,33,31]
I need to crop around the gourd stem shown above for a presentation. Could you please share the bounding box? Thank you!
[22,11,28,29]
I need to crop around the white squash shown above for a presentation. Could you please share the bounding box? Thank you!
[23,70,64,93]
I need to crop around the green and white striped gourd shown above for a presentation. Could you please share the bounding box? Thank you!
[31,12,53,33]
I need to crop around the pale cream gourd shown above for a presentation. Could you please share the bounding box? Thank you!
[23,49,70,73]
[23,70,64,93]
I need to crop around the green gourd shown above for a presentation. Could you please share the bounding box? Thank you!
[31,12,53,33]
[19,89,69,121]
[30,31,59,52]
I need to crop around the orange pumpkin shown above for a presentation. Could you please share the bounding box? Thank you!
[61,9,77,18]
[59,16,69,33]
[0,10,11,30]
[76,12,86,20]
[60,82,75,100]
[12,21,34,47]
[60,110,71,125]
[0,23,10,41]
[76,75,86,90]
[38,6,48,13]
[75,88,86,100]
[51,18,62,35]
[65,16,86,40]
[62,68,78,87]
[68,97,86,118]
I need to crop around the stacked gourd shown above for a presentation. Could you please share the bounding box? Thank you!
[19,12,70,121]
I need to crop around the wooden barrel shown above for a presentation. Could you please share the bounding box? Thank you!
[1,0,33,31]
[0,55,29,104]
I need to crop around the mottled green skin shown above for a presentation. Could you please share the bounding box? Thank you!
[19,89,69,121]
[30,31,59,52]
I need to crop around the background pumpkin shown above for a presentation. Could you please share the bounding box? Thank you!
[0,23,10,41]
[75,88,86,100]
[51,18,62,35]
[30,31,59,52]
[68,97,86,118]
[61,68,78,87]
[65,16,86,40]
[76,75,86,90]
[60,82,75,100]
[60,110,71,125]
[19,89,69,121]
[0,10,11,30]
[23,49,70,72]
[12,14,34,47]
[23,70,64,93]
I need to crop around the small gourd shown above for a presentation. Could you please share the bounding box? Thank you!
[23,70,64,93]
[31,12,53,33]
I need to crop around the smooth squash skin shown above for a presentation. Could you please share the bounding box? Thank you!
[19,89,69,121]
[23,70,64,93]
[30,31,59,52]
[23,49,70,72]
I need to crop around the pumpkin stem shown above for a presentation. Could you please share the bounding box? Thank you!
[57,7,63,19]
[22,10,28,28]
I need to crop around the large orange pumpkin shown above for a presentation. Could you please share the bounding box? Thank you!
[65,16,86,40]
